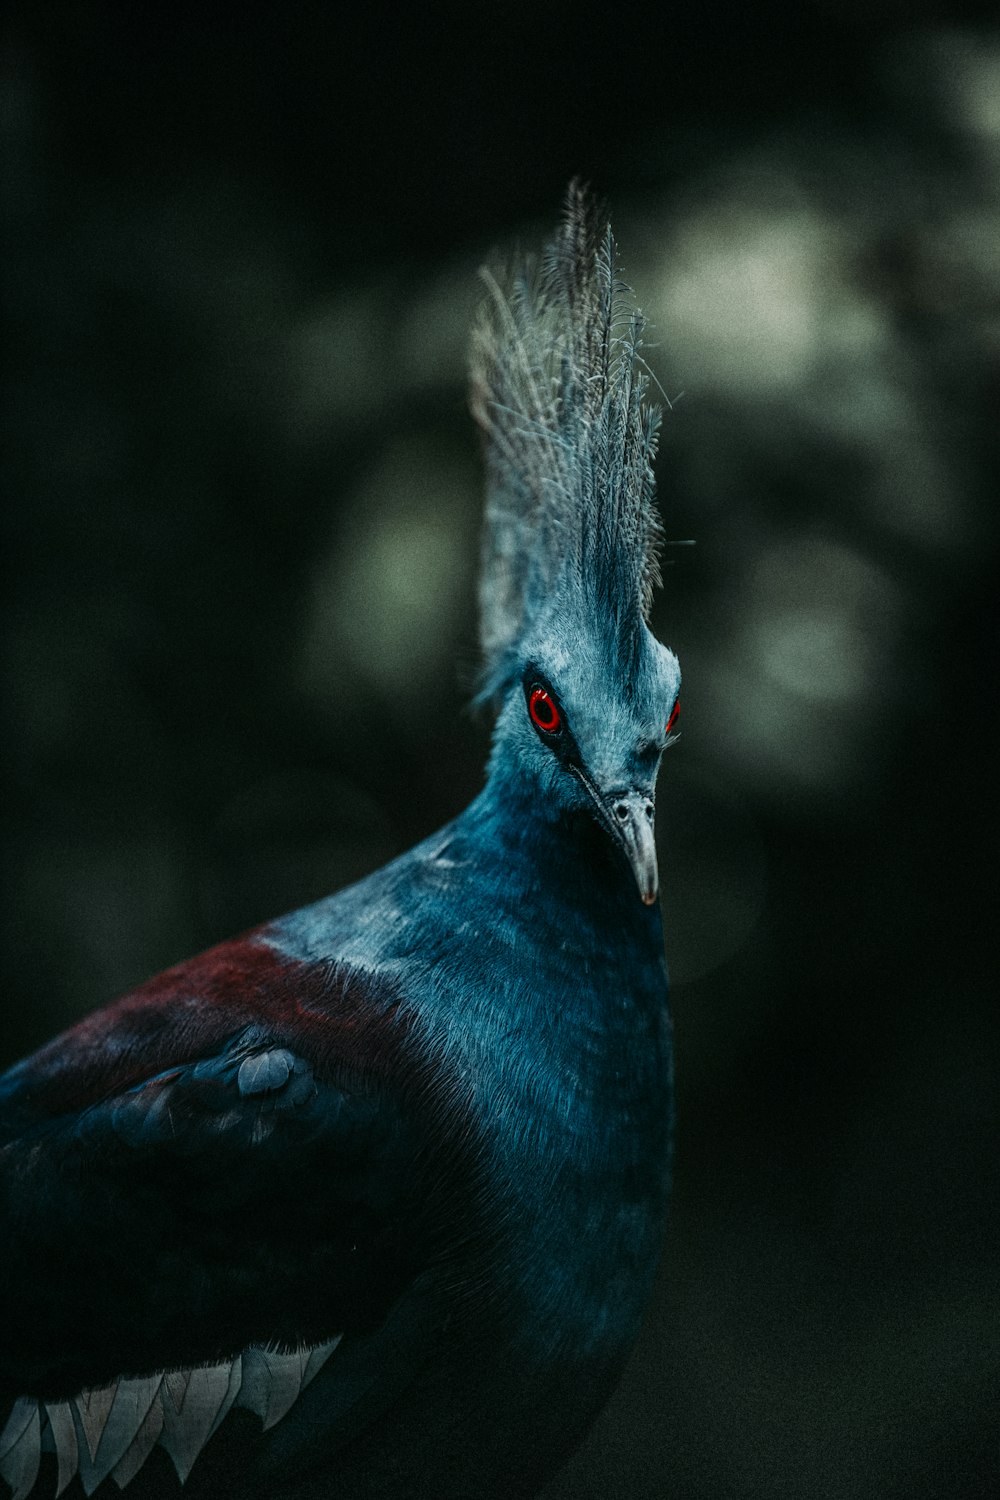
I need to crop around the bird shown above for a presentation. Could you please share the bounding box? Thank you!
[0,184,682,1500]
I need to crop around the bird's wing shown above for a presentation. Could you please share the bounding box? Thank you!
[0,933,464,1498]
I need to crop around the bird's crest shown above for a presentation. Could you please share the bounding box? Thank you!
[470,183,665,700]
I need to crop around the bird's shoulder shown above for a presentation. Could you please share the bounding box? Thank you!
[0,921,419,1140]
[0,911,481,1390]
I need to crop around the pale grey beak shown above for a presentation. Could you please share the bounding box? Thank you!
[571,770,660,905]
[608,790,659,905]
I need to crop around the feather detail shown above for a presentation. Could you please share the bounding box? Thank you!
[237,1047,293,1096]
[0,1400,40,1500]
[43,1403,78,1498]
[235,1346,272,1424]
[254,1348,304,1431]
[0,1338,341,1498]
[158,1363,231,1482]
[91,1376,162,1484]
[470,181,666,697]
[75,1384,117,1465]
[0,1398,36,1461]
[110,1398,163,1491]
[301,1335,341,1389]
[205,1354,243,1444]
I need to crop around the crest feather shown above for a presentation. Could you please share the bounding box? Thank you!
[470,182,665,697]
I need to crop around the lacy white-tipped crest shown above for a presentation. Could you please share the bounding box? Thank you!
[470,183,665,698]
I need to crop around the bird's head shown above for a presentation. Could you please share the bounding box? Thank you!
[471,184,681,904]
[490,607,680,904]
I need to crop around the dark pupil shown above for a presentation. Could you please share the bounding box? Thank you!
[533,692,556,729]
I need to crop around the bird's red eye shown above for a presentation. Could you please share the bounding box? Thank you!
[666,698,680,736]
[528,686,562,735]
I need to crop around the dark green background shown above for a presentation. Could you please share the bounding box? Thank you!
[2,4,997,1496]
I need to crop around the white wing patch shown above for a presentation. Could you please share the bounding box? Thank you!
[0,1338,340,1499]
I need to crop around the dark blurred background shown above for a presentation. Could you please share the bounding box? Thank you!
[2,3,998,1496]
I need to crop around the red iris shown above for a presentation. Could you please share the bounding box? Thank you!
[528,686,562,735]
[666,698,680,736]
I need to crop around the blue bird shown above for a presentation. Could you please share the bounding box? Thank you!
[0,185,682,1500]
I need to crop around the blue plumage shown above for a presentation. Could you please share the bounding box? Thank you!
[471,180,665,703]
[0,187,681,1499]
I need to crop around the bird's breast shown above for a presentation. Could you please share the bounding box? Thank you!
[436,935,673,1376]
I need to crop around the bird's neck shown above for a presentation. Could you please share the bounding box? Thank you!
[460,758,650,937]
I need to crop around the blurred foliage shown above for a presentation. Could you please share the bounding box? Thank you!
[1,7,998,1498]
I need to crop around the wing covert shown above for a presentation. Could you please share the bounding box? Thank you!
[0,938,446,1401]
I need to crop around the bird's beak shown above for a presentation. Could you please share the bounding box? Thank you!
[607,790,660,906]
[572,771,660,905]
